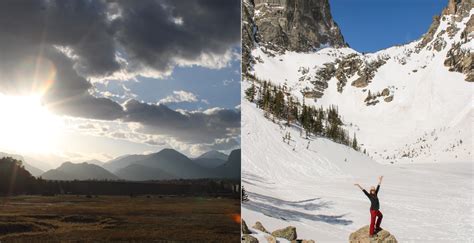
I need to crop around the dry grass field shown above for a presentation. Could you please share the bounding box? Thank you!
[0,195,240,242]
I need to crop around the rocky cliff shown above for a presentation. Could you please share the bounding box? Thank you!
[417,0,473,81]
[242,0,257,76]
[242,0,346,74]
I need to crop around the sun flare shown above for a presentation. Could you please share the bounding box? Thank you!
[0,94,63,154]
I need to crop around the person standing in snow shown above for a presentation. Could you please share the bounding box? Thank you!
[354,176,384,237]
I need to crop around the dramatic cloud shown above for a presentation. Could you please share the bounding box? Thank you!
[112,0,241,75]
[0,0,240,119]
[0,0,240,151]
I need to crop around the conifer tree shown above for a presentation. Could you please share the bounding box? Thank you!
[245,83,256,102]
[352,133,359,151]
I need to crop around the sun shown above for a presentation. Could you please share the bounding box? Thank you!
[0,94,63,154]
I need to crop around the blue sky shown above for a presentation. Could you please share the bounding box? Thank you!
[330,0,447,53]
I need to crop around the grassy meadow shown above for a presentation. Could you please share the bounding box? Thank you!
[0,195,240,242]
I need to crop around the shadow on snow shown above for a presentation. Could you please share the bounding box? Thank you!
[243,191,353,225]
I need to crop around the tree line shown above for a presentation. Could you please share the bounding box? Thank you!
[0,157,240,197]
[245,79,360,151]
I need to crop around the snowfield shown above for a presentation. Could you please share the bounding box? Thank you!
[242,99,473,242]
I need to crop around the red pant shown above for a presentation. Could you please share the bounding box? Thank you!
[369,209,383,235]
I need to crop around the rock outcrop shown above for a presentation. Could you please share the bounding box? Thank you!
[242,234,259,243]
[242,220,317,243]
[444,42,474,82]
[252,221,270,234]
[442,0,473,20]
[349,225,397,243]
[312,54,388,94]
[416,15,441,51]
[414,0,473,52]
[248,0,346,53]
[271,226,297,241]
[242,219,252,234]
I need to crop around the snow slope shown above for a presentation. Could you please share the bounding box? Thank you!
[242,99,473,242]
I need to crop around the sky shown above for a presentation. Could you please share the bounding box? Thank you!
[330,0,448,53]
[0,0,241,166]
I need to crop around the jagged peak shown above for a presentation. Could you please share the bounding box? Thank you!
[442,0,473,17]
[248,0,346,52]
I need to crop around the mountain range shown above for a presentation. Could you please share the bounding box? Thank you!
[41,162,119,181]
[4,148,240,181]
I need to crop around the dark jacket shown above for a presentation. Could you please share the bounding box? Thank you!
[362,185,380,210]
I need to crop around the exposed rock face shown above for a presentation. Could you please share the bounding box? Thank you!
[271,226,297,241]
[416,15,441,51]
[461,15,473,43]
[312,54,388,94]
[412,0,473,81]
[364,88,393,106]
[417,0,472,51]
[444,42,474,82]
[249,0,346,53]
[443,2,474,82]
[384,96,394,102]
[442,0,473,20]
[349,225,398,243]
[242,0,257,74]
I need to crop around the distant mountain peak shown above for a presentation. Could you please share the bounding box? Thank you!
[42,161,118,181]
[197,150,229,160]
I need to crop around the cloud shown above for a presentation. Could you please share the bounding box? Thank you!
[0,0,239,119]
[159,90,198,104]
[77,123,96,130]
[112,0,241,76]
[123,100,240,144]
[0,0,240,151]
[222,79,235,86]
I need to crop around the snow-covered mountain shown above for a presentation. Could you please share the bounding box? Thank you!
[242,0,473,242]
[245,0,473,164]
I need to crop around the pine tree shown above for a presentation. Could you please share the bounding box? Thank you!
[286,96,293,126]
[245,83,256,102]
[352,133,359,151]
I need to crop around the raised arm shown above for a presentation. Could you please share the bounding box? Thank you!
[376,176,383,194]
[354,183,370,197]
[354,183,363,190]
